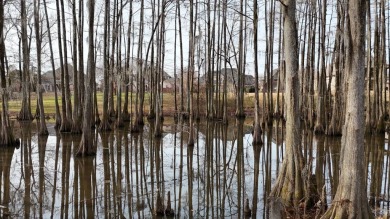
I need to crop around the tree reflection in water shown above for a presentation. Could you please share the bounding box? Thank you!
[0,142,16,218]
[2,120,390,218]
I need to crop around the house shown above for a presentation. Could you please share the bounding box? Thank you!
[199,68,256,93]
[41,64,75,92]
[162,78,177,91]
[161,71,200,93]
[109,58,172,92]
[260,68,285,92]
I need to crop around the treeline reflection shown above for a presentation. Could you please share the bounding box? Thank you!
[0,120,388,218]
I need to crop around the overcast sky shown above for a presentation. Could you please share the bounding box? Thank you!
[3,0,339,79]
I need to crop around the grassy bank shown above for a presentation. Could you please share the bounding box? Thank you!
[6,92,280,119]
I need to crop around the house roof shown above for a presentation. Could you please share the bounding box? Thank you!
[199,68,256,86]
[42,64,75,83]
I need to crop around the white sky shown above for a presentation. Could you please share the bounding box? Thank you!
[3,0,340,79]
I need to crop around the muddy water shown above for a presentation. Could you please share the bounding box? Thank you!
[0,120,388,218]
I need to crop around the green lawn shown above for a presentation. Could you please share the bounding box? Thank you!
[6,92,276,118]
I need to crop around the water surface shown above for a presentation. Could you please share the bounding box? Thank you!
[0,120,389,218]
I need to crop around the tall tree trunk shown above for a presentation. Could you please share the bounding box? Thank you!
[372,0,385,133]
[314,0,327,134]
[34,0,48,135]
[108,0,118,120]
[222,0,228,124]
[0,0,18,146]
[131,0,145,132]
[215,0,221,120]
[265,0,275,125]
[78,0,85,127]
[115,0,125,128]
[365,0,373,133]
[327,1,345,136]
[56,0,71,132]
[100,0,112,131]
[148,0,156,121]
[43,0,61,129]
[173,3,178,120]
[18,0,33,121]
[77,0,96,156]
[71,0,81,134]
[60,0,73,128]
[235,0,245,118]
[154,0,166,137]
[380,0,387,123]
[269,0,305,213]
[299,4,308,122]
[321,0,373,217]
[187,0,196,146]
[252,0,262,145]
[205,0,213,119]
[274,7,283,119]
[176,0,185,118]
[305,0,317,129]
[122,0,133,122]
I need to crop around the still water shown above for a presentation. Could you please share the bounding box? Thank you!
[0,119,389,218]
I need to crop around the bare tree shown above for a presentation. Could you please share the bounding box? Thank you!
[235,0,245,118]
[187,0,196,146]
[77,0,96,156]
[269,0,305,212]
[321,0,373,217]
[327,0,345,136]
[71,0,81,134]
[154,0,167,137]
[34,0,48,135]
[252,0,262,145]
[18,0,33,121]
[131,0,145,132]
[42,0,61,129]
[100,0,112,131]
[314,0,327,134]
[60,0,72,130]
[122,0,133,122]
[77,0,85,129]
[0,0,18,146]
[56,0,71,132]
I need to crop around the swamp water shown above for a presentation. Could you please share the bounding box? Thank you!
[0,119,389,218]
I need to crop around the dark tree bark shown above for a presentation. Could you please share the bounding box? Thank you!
[154,0,166,137]
[34,0,48,135]
[99,0,112,131]
[108,0,118,120]
[114,0,126,128]
[0,0,18,146]
[18,0,33,121]
[71,0,81,134]
[176,0,185,118]
[314,0,327,134]
[252,0,262,145]
[42,0,61,129]
[122,0,133,122]
[60,0,73,127]
[327,0,345,136]
[235,0,245,118]
[55,0,71,132]
[131,0,145,132]
[77,0,96,156]
[187,0,195,146]
[77,0,85,129]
